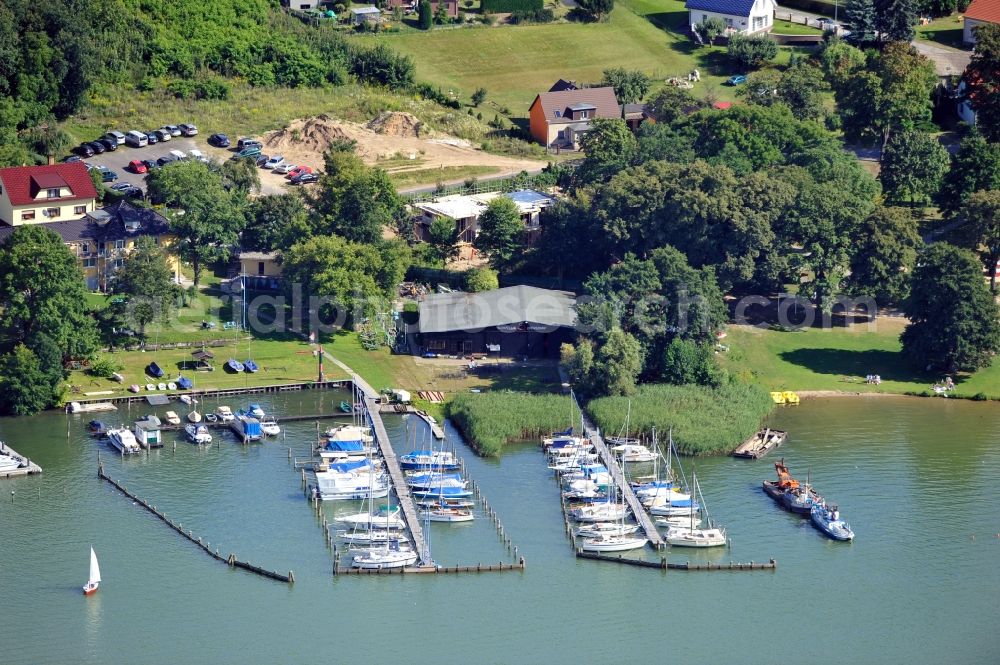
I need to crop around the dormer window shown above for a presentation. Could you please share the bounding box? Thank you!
[580,110,588,119]
[554,110,561,118]
[46,188,60,198]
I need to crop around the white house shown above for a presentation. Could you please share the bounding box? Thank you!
[963,0,1000,46]
[685,0,776,35]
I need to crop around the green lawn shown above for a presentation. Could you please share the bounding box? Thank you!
[719,319,1000,399]
[772,19,823,35]
[388,164,500,189]
[915,13,969,50]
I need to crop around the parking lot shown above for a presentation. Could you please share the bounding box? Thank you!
[84,135,291,196]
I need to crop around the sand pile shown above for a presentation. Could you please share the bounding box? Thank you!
[366,111,424,138]
[262,115,353,154]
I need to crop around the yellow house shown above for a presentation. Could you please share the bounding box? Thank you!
[0,200,179,291]
[0,163,98,226]
[239,251,283,290]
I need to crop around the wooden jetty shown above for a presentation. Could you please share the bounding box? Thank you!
[0,442,42,479]
[575,397,664,549]
[64,379,351,409]
[98,464,293,583]
[334,559,525,575]
[732,428,787,459]
[576,550,777,571]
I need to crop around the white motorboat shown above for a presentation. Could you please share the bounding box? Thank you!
[351,540,417,569]
[575,522,641,538]
[247,403,265,419]
[179,395,195,406]
[215,406,235,423]
[655,514,699,528]
[611,442,657,463]
[568,502,628,523]
[338,529,407,545]
[315,465,390,501]
[337,507,405,530]
[260,415,280,436]
[107,427,141,455]
[0,451,23,473]
[185,423,212,444]
[318,425,376,460]
[578,533,648,552]
[187,410,202,423]
[164,411,181,426]
[418,506,475,522]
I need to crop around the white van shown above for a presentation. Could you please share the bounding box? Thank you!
[125,130,148,148]
[104,130,126,146]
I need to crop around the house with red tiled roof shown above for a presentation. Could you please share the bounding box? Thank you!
[964,0,1000,45]
[528,87,620,150]
[0,163,98,227]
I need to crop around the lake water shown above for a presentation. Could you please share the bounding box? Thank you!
[1,392,998,664]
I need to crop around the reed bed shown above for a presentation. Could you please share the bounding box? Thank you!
[588,383,774,456]
[447,391,576,456]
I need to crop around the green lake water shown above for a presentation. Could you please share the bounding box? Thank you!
[1,392,998,664]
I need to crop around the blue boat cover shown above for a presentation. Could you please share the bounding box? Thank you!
[401,450,434,458]
[408,472,461,485]
[325,439,365,452]
[147,362,164,378]
[549,438,577,449]
[553,427,573,436]
[244,359,258,372]
[327,459,372,473]
[417,486,467,496]
[243,420,262,437]
[176,376,193,390]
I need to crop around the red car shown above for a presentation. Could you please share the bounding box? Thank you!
[128,159,148,174]
[286,165,313,179]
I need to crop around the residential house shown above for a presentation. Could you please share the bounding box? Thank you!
[386,0,458,17]
[417,285,577,358]
[350,6,382,23]
[685,0,776,35]
[239,251,283,291]
[528,87,621,149]
[548,79,579,92]
[622,103,653,132]
[0,163,98,227]
[0,200,178,291]
[964,0,1000,45]
[281,0,327,9]
[413,189,555,246]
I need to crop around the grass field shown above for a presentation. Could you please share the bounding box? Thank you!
[388,164,500,189]
[719,318,1000,399]
[772,19,823,35]
[915,13,969,50]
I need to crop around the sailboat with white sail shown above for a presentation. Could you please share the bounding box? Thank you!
[664,472,727,548]
[82,547,101,596]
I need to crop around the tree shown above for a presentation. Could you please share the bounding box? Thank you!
[645,86,702,124]
[694,17,726,45]
[220,157,261,195]
[0,344,54,415]
[844,0,877,45]
[426,216,460,265]
[592,328,642,396]
[418,0,433,29]
[471,87,487,107]
[776,62,829,121]
[107,237,179,338]
[601,67,651,105]
[901,243,1000,372]
[0,224,97,361]
[738,70,782,107]
[577,118,638,185]
[434,0,449,24]
[243,194,311,252]
[146,160,245,285]
[846,206,923,306]
[560,340,596,394]
[955,190,1000,293]
[820,40,867,89]
[727,33,778,70]
[577,0,614,21]
[936,132,1000,218]
[661,338,722,386]
[473,196,523,272]
[875,0,917,42]
[963,23,1000,142]
[879,130,949,205]
[465,266,499,292]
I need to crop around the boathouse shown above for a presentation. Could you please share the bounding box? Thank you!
[416,285,577,358]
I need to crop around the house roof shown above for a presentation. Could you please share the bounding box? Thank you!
[684,0,756,16]
[240,251,280,261]
[415,189,555,222]
[966,0,1000,24]
[529,87,620,125]
[622,103,650,119]
[418,285,577,334]
[350,6,380,13]
[0,163,98,207]
[0,201,170,245]
[549,79,579,92]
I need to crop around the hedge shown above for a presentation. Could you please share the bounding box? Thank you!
[481,0,543,13]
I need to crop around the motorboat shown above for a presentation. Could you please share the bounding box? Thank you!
[810,502,855,541]
[185,423,212,444]
[568,502,627,523]
[107,427,141,455]
[187,410,202,423]
[610,442,657,463]
[338,529,407,545]
[164,411,181,426]
[230,411,262,442]
[575,522,641,538]
[88,420,108,436]
[205,413,218,423]
[146,362,164,378]
[578,533,648,552]
[226,358,245,373]
[351,540,417,569]
[399,449,460,471]
[415,497,474,509]
[247,403,265,419]
[318,425,376,460]
[315,460,389,501]
[0,450,24,473]
[82,547,101,596]
[260,415,280,436]
[412,486,473,499]
[176,376,193,390]
[215,406,235,423]
[418,506,474,522]
[179,394,195,406]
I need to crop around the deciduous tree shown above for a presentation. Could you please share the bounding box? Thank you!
[955,189,1000,292]
[577,118,638,185]
[846,206,922,306]
[879,129,949,205]
[107,236,179,338]
[473,196,523,272]
[963,23,1000,142]
[727,33,778,70]
[936,132,1000,218]
[426,216,460,265]
[601,67,651,104]
[243,194,311,252]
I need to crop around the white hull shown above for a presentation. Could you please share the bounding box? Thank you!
[0,454,23,472]
[319,486,390,501]
[352,550,418,569]
[69,401,117,414]
[108,428,141,455]
[569,505,628,522]
[579,536,648,552]
[665,527,727,548]
[576,523,640,538]
[419,508,474,522]
[649,504,699,517]
[184,424,212,444]
[164,411,181,425]
[187,411,202,423]
[337,511,405,530]
[215,407,235,423]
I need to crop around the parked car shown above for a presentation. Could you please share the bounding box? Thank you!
[128,159,147,174]
[254,154,269,167]
[208,133,230,147]
[87,141,106,154]
[273,162,297,175]
[287,165,313,179]
[188,148,209,163]
[725,74,747,86]
[154,129,171,142]
[104,130,126,146]
[125,130,148,147]
[234,145,262,159]
[62,155,83,163]
[110,183,142,197]
[99,138,118,152]
[74,144,95,157]
[168,149,187,161]
[262,155,285,169]
[236,137,262,151]
[141,159,158,171]
[178,123,198,136]
[99,167,119,182]
[163,125,181,137]
[145,131,159,145]
[156,154,179,166]
[290,172,319,185]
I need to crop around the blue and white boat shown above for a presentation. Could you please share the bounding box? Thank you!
[146,362,164,378]
[247,403,265,418]
[230,410,262,442]
[412,485,473,499]
[810,502,854,541]
[226,358,245,373]
[406,472,466,491]
[315,459,389,501]
[244,359,259,373]
[399,449,460,471]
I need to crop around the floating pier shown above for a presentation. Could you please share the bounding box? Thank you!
[576,549,777,571]
[0,442,42,479]
[98,463,293,584]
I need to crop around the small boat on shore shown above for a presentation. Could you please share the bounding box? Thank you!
[146,362,164,379]
[225,358,245,373]
[810,502,855,541]
[244,359,258,373]
[185,423,212,444]
[176,376,193,390]
[187,410,202,423]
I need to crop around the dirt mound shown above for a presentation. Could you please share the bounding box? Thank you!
[262,115,353,154]
[367,111,424,138]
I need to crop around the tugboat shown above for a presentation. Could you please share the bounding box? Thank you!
[762,458,800,502]
[811,501,855,541]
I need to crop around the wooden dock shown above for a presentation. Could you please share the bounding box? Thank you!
[64,379,351,409]
[576,549,777,571]
[334,559,525,575]
[731,428,787,459]
[0,442,42,479]
[577,407,664,549]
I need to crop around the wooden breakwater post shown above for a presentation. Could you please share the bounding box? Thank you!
[98,464,293,584]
